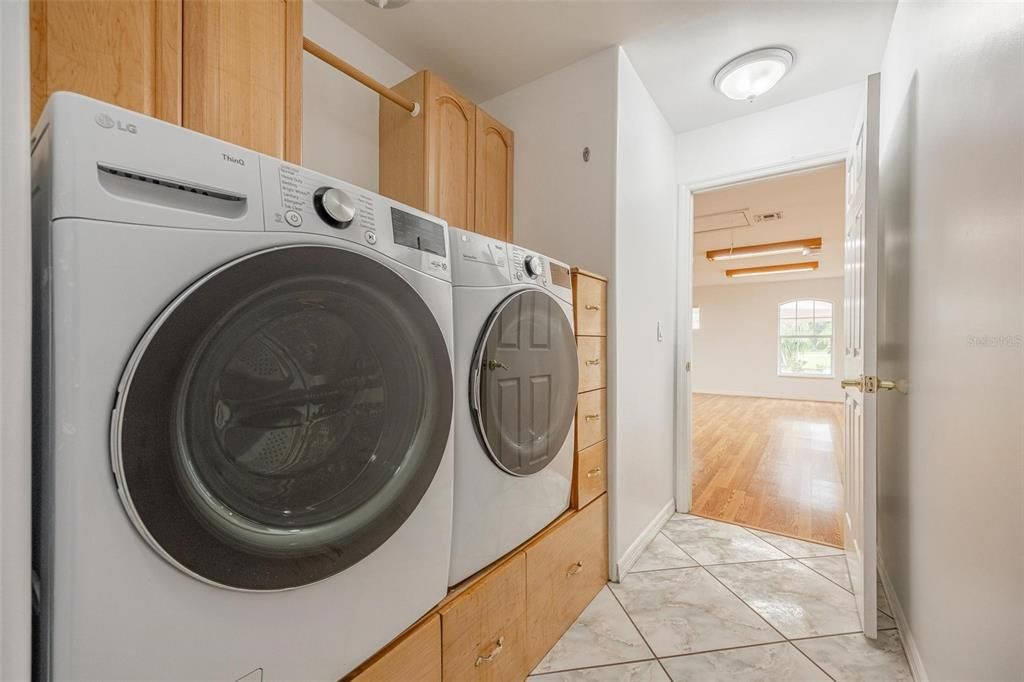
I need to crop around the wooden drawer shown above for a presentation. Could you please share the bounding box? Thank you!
[573,441,607,510]
[576,336,607,393]
[573,273,607,336]
[575,389,607,451]
[347,614,441,682]
[525,494,608,668]
[440,553,529,682]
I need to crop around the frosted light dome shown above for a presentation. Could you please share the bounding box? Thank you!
[714,48,794,101]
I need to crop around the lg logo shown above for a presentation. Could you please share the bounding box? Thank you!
[94,112,137,134]
[222,153,245,166]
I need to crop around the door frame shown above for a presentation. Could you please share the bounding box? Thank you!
[672,149,849,512]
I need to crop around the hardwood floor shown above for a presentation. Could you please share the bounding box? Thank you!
[691,394,844,547]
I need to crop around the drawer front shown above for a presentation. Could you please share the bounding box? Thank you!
[573,275,607,336]
[525,494,608,668]
[575,389,607,451]
[573,440,607,510]
[440,553,528,682]
[349,615,441,682]
[576,336,607,393]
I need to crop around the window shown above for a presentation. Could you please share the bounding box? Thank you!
[692,307,701,330]
[778,299,833,376]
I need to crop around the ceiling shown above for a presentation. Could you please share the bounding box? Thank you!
[318,0,896,132]
[693,163,845,287]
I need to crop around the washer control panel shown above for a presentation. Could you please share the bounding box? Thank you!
[261,159,450,280]
[509,244,573,302]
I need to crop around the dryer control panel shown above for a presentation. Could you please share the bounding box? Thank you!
[509,245,574,304]
[260,159,451,281]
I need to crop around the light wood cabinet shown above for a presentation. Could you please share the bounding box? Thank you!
[30,0,302,163]
[346,615,441,682]
[525,494,608,669]
[576,336,607,393]
[30,0,182,125]
[474,109,514,241]
[439,553,529,682]
[182,0,302,161]
[380,70,514,240]
[572,270,608,336]
[576,389,607,452]
[573,441,607,510]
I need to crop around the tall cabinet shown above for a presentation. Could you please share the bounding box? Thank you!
[30,0,302,163]
[380,70,514,242]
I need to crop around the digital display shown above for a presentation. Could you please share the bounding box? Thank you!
[391,208,446,257]
[550,262,571,289]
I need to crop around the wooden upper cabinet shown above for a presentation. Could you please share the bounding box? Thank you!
[474,109,513,242]
[30,0,182,126]
[30,0,302,163]
[426,74,476,231]
[182,0,302,162]
[380,70,514,239]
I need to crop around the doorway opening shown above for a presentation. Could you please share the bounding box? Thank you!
[686,163,847,547]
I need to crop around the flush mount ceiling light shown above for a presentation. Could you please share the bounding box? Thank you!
[365,0,410,8]
[726,261,818,278]
[707,237,822,262]
[714,48,794,101]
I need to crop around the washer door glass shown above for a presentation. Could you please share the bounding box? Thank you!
[113,245,453,591]
[471,290,579,475]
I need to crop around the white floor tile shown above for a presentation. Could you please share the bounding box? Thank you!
[794,631,914,681]
[631,533,698,573]
[532,587,652,675]
[660,642,830,681]
[661,517,787,566]
[707,560,867,639]
[609,568,782,657]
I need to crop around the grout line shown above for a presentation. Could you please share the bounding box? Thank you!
[688,511,844,553]
[530,656,658,678]
[791,640,839,681]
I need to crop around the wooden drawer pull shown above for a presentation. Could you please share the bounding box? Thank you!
[474,637,504,667]
[584,304,601,311]
[586,467,602,478]
[584,413,600,422]
[566,560,585,577]
[584,358,601,366]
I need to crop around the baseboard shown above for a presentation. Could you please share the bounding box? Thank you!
[878,553,929,682]
[613,498,675,583]
[693,390,842,403]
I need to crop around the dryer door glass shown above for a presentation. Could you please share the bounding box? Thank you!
[472,290,579,475]
[113,245,453,591]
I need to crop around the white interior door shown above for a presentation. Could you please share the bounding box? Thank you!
[842,73,881,639]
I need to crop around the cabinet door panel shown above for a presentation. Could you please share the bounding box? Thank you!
[182,0,302,161]
[427,76,475,230]
[31,0,181,125]
[475,109,513,242]
[440,554,528,682]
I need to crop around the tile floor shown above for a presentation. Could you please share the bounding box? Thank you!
[529,514,913,681]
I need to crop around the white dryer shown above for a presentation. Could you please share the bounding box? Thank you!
[447,228,579,585]
[32,93,455,681]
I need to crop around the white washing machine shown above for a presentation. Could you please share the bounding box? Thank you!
[32,93,455,681]
[447,228,579,585]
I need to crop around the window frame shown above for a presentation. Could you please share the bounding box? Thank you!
[777,298,835,379]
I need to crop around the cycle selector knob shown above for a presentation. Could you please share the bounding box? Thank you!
[313,187,356,229]
[524,255,543,279]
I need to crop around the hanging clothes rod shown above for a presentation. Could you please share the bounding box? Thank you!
[303,37,421,117]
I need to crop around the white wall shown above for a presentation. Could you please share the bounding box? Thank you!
[482,48,618,275]
[1,1,33,679]
[676,82,862,188]
[611,49,678,575]
[693,278,844,403]
[875,2,1024,680]
[302,0,413,188]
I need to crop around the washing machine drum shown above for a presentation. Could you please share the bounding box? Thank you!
[112,245,453,591]
[471,289,579,476]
